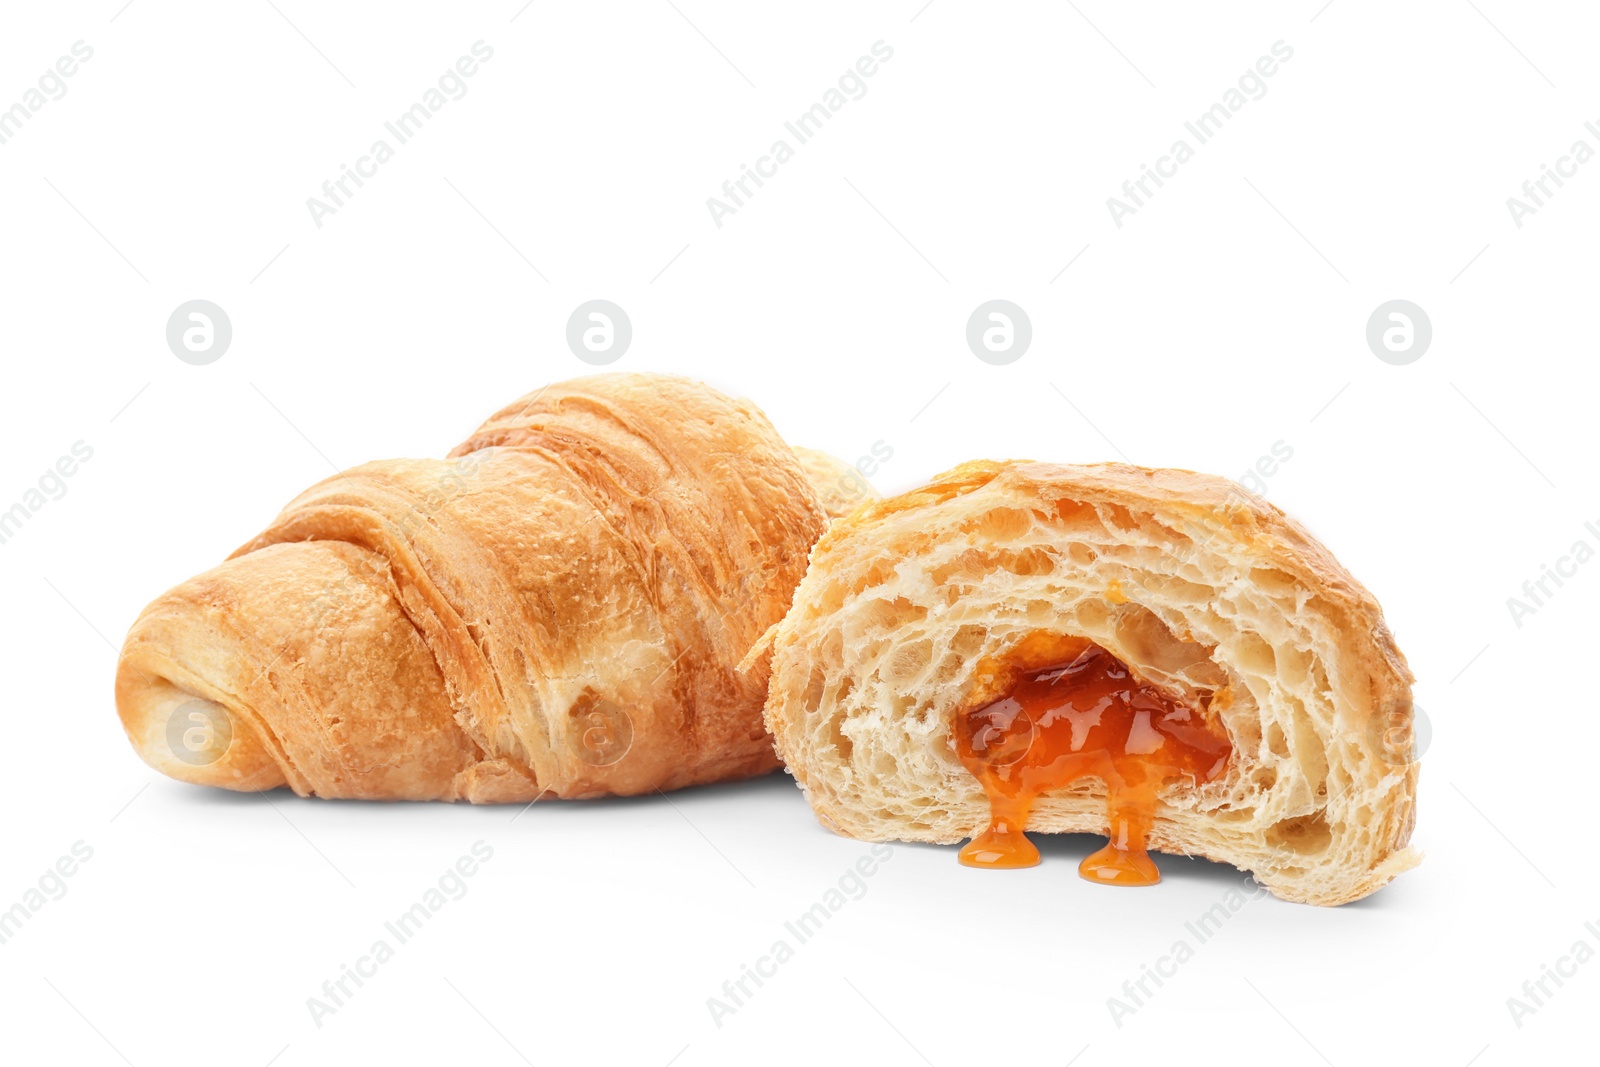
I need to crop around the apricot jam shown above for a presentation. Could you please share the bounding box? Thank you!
[953,636,1231,886]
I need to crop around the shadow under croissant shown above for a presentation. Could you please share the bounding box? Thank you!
[165,774,1410,906]
[170,766,798,813]
[1034,833,1252,890]
[878,832,1259,892]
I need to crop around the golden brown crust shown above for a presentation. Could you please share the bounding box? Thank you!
[116,373,828,801]
[790,447,879,521]
[763,459,1419,906]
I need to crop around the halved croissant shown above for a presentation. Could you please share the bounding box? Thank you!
[116,373,834,801]
[759,460,1420,905]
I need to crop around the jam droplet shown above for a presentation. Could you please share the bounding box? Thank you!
[953,637,1231,887]
[957,794,1039,868]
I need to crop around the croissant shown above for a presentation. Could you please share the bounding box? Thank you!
[116,373,836,802]
[757,460,1420,905]
[790,446,880,521]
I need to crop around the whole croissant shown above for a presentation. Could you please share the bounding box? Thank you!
[116,373,844,801]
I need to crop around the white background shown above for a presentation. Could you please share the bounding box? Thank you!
[1,2,1595,1064]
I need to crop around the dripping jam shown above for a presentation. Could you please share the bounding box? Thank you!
[952,634,1232,886]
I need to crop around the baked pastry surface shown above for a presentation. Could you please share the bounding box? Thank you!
[790,446,880,520]
[760,459,1419,905]
[117,373,831,801]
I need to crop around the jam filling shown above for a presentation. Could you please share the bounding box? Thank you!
[952,636,1231,886]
